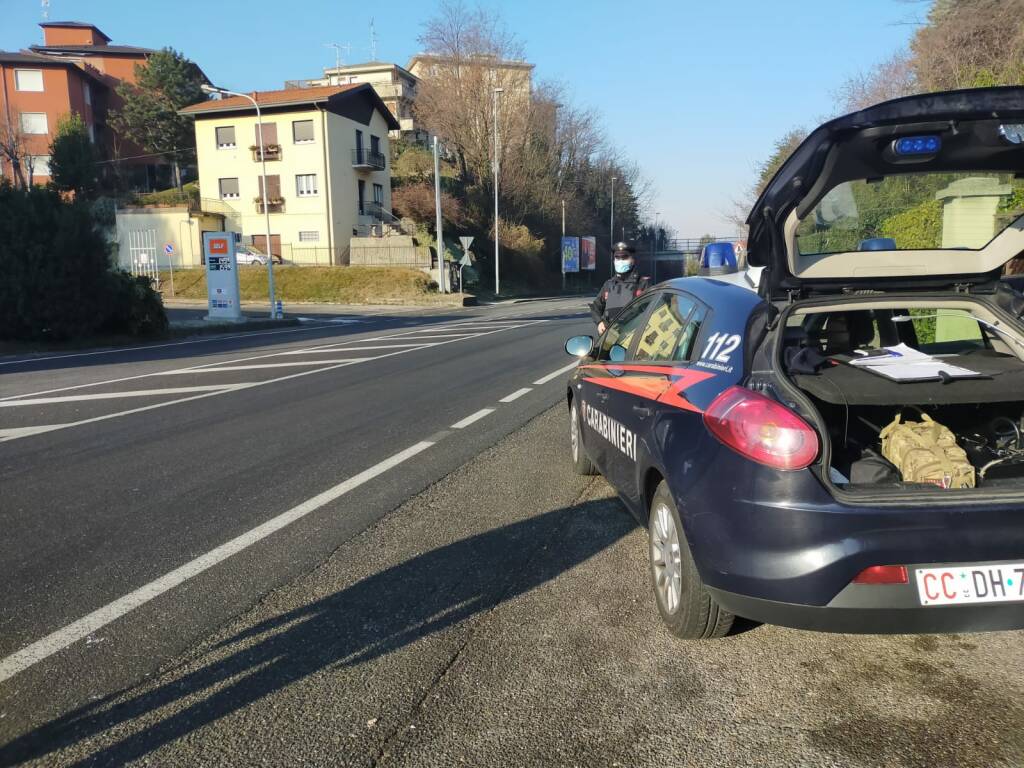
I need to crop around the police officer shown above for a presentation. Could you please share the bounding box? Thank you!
[590,242,651,334]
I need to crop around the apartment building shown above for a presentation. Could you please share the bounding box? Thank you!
[286,61,423,142]
[406,53,534,98]
[0,21,156,184]
[181,83,399,264]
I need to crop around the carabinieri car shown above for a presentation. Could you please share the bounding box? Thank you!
[564,86,1024,639]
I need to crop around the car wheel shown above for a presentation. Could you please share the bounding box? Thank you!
[648,481,733,639]
[569,398,597,476]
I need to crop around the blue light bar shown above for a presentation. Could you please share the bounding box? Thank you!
[893,135,941,156]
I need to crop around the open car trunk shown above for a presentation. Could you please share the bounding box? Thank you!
[779,299,1024,497]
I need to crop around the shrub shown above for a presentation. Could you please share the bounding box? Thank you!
[100,271,169,337]
[880,199,943,250]
[392,182,464,228]
[0,183,167,341]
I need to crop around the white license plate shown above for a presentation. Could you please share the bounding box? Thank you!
[916,563,1024,606]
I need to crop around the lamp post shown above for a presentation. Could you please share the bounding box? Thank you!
[492,87,503,296]
[201,83,277,318]
[433,135,445,293]
[609,175,616,278]
[561,198,566,291]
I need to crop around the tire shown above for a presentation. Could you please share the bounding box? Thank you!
[648,481,734,639]
[569,398,597,476]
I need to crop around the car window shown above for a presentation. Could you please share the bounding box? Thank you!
[675,305,709,361]
[635,293,697,362]
[598,295,656,361]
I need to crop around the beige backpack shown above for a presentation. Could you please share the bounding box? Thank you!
[880,413,976,489]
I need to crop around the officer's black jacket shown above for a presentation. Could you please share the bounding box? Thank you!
[590,270,651,325]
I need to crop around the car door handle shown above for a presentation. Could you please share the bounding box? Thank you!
[632,405,652,418]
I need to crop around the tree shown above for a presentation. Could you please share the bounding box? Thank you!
[0,117,30,189]
[49,113,98,198]
[836,51,917,113]
[109,48,207,189]
[392,182,465,229]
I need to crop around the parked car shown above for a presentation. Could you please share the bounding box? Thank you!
[564,86,1024,639]
[235,244,269,265]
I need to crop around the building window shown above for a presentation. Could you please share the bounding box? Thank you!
[295,174,318,197]
[14,69,44,92]
[357,179,366,214]
[370,135,381,156]
[298,231,320,242]
[373,183,384,205]
[20,113,48,135]
[83,83,92,106]
[254,122,278,146]
[219,177,240,199]
[30,155,51,177]
[215,126,236,148]
[355,129,364,153]
[292,119,314,143]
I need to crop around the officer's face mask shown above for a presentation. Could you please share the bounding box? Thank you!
[613,258,634,275]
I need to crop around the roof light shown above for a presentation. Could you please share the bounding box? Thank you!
[892,135,941,156]
[852,565,908,585]
[999,124,1024,145]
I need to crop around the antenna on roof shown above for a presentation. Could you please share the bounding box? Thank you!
[41,0,49,21]
[369,19,378,61]
[324,42,352,77]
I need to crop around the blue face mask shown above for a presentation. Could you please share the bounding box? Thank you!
[614,258,633,275]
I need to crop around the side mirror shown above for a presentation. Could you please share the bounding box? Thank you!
[608,344,627,363]
[564,335,594,358]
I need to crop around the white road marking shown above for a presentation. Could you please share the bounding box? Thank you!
[533,361,580,386]
[0,324,537,441]
[0,440,436,684]
[163,359,372,373]
[499,387,532,403]
[278,343,430,355]
[0,385,237,407]
[450,408,495,429]
[0,323,335,367]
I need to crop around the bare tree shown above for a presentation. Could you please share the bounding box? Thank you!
[836,51,918,113]
[0,119,31,189]
[911,0,1024,90]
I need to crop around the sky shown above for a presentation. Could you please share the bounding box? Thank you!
[1,0,923,236]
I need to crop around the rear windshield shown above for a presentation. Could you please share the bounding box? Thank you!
[797,171,1024,255]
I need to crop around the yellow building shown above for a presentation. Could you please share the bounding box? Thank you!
[180,84,399,265]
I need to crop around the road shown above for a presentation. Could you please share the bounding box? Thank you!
[2,297,1023,767]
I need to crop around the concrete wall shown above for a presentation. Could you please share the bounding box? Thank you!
[349,235,431,268]
[114,206,222,269]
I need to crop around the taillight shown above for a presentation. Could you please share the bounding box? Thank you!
[852,565,909,585]
[703,386,819,471]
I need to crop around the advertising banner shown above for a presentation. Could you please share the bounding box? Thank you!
[203,232,242,321]
[580,236,597,270]
[561,236,580,273]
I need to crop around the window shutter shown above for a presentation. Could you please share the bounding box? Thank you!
[216,126,236,147]
[255,122,278,145]
[293,120,314,142]
[266,175,281,199]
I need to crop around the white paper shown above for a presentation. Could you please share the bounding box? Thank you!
[847,344,979,381]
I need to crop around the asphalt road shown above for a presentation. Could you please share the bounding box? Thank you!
[0,298,590,755]
[3,407,1022,767]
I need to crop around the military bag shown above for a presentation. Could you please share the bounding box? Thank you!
[879,413,976,489]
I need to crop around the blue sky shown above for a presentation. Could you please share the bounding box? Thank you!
[2,0,921,235]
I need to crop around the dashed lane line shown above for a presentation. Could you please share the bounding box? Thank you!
[450,408,495,429]
[499,387,532,403]
[533,360,580,386]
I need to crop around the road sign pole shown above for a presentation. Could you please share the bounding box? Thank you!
[165,243,175,297]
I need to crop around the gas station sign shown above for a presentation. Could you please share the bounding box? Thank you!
[203,232,242,321]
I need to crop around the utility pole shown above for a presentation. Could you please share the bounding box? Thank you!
[433,135,445,293]
[493,87,503,296]
[201,83,276,318]
[609,176,616,279]
[561,198,566,292]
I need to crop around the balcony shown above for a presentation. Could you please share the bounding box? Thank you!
[250,143,282,162]
[254,196,285,214]
[361,201,385,220]
[352,148,386,170]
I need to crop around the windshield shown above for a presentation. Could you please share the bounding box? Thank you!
[797,172,1024,255]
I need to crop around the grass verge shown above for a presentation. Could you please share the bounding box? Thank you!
[160,266,465,305]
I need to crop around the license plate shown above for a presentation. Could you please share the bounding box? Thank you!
[916,563,1024,606]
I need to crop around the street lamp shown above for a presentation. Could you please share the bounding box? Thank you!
[492,87,503,296]
[609,175,616,278]
[201,83,277,319]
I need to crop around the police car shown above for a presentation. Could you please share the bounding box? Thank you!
[564,87,1024,639]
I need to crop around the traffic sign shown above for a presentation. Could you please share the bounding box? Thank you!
[459,253,472,267]
[164,243,174,255]
[459,236,474,251]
